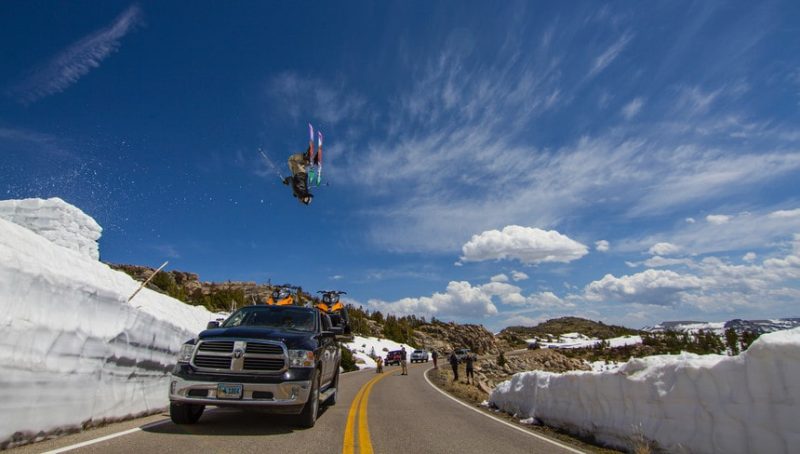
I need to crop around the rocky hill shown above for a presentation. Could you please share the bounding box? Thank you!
[497,316,640,349]
[412,321,498,355]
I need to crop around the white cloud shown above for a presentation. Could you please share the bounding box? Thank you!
[643,256,693,268]
[511,270,530,281]
[706,214,732,224]
[525,291,575,309]
[674,86,722,116]
[460,226,588,265]
[490,273,509,283]
[648,242,680,256]
[8,5,143,104]
[686,217,696,224]
[768,208,800,219]
[742,252,757,262]
[595,240,610,252]
[589,32,633,77]
[584,269,706,306]
[367,280,498,319]
[621,97,644,119]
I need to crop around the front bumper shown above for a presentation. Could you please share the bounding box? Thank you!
[169,375,312,412]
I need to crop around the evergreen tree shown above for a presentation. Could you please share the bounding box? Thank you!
[724,328,740,355]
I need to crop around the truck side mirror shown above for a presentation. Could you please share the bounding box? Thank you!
[206,321,220,329]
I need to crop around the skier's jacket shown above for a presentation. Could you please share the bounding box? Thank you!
[291,172,311,201]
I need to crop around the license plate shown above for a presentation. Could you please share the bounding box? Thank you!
[217,383,243,399]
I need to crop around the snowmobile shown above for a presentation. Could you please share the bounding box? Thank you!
[265,285,302,306]
[316,290,352,339]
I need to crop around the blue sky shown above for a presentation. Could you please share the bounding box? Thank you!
[2,1,800,330]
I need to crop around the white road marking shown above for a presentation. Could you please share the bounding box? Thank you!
[40,419,171,454]
[423,368,586,454]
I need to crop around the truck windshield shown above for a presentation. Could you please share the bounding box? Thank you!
[222,306,316,332]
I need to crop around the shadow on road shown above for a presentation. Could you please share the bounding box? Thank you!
[143,406,332,437]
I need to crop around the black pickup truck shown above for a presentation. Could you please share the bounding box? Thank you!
[169,304,342,428]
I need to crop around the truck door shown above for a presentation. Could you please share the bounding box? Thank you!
[320,312,335,384]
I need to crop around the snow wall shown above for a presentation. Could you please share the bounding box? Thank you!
[0,202,217,447]
[0,198,102,261]
[490,328,800,454]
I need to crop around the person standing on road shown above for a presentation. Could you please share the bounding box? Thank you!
[431,350,439,369]
[375,355,383,374]
[449,351,459,382]
[400,346,408,375]
[465,353,475,385]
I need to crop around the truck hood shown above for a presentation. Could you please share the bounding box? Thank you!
[199,326,318,350]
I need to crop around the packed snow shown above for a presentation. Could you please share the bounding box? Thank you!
[527,332,642,349]
[491,327,800,453]
[0,199,217,446]
[344,335,416,369]
[0,197,102,260]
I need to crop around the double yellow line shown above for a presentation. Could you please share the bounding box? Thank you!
[342,371,392,454]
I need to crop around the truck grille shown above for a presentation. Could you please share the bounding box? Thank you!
[243,358,285,371]
[198,341,234,353]
[245,342,283,355]
[194,355,233,369]
[191,339,287,374]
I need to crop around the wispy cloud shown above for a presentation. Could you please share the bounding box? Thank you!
[621,97,644,119]
[8,4,143,104]
[588,32,633,77]
[267,72,366,126]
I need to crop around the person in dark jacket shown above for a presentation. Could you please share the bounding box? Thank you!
[465,353,475,385]
[431,350,439,369]
[283,149,313,205]
[448,351,459,382]
[400,346,408,375]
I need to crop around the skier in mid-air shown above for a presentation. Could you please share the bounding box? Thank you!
[282,124,322,206]
[283,149,313,205]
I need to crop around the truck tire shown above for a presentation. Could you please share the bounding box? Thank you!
[297,369,320,428]
[327,364,340,406]
[170,402,204,424]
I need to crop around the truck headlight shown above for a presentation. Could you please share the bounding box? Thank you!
[177,344,195,363]
[288,350,315,368]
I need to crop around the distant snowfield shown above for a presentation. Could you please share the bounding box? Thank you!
[528,332,642,349]
[0,199,217,446]
[491,328,800,453]
[344,335,416,369]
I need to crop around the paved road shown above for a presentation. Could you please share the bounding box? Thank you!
[11,363,584,454]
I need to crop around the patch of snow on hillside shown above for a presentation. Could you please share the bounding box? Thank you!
[527,333,642,349]
[491,328,800,453]
[344,336,416,369]
[0,197,102,260]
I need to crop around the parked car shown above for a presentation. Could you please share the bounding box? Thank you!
[453,348,471,361]
[385,350,403,366]
[410,350,428,363]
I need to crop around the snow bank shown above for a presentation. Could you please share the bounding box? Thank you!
[490,328,800,453]
[0,214,216,446]
[344,336,416,369]
[0,198,102,260]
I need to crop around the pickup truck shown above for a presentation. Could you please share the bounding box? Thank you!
[169,304,342,428]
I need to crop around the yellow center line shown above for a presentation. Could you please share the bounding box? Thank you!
[342,370,394,454]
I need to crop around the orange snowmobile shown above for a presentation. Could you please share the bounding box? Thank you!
[316,290,351,337]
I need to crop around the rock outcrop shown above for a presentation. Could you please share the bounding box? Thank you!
[413,321,498,354]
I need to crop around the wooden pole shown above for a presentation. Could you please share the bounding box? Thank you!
[127,261,169,303]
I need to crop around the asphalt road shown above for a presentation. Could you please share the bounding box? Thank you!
[11,363,585,454]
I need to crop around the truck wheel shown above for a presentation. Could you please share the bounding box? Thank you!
[297,370,320,428]
[170,402,204,424]
[327,364,340,406]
